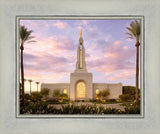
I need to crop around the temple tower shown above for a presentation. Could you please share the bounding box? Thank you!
[75,29,87,72]
[70,29,93,101]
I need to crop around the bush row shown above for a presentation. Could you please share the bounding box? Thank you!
[20,101,140,114]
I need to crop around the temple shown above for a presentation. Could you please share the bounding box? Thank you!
[41,30,122,100]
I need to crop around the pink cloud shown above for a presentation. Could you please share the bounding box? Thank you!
[86,40,136,75]
[114,41,122,45]
[107,70,135,81]
[77,26,84,30]
[24,36,76,58]
[88,25,98,31]
[23,35,77,83]
[82,20,88,25]
[54,21,67,29]
[108,76,116,81]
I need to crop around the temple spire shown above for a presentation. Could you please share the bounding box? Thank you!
[75,29,87,72]
[80,29,82,38]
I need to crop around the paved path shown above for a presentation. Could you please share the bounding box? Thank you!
[50,102,125,111]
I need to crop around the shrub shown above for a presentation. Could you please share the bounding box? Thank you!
[24,93,32,100]
[45,98,59,104]
[119,94,132,101]
[96,89,110,100]
[61,104,98,114]
[124,102,140,114]
[123,86,135,95]
[74,100,80,102]
[101,89,110,99]
[105,99,116,102]
[60,104,122,114]
[20,102,140,114]
[96,91,102,99]
[52,90,69,102]
[53,89,61,98]
[123,86,140,100]
[103,108,120,114]
[31,92,43,102]
[60,93,68,100]
[40,88,50,97]
[89,99,98,102]
[20,101,61,114]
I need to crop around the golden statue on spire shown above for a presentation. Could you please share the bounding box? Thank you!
[80,29,82,38]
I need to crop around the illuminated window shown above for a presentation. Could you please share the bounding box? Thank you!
[96,89,100,95]
[80,50,82,68]
[77,82,86,98]
[63,89,67,94]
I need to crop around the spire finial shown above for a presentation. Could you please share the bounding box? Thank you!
[80,29,82,38]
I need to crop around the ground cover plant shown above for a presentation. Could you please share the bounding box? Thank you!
[20,100,140,114]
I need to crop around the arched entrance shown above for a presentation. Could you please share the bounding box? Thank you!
[76,81,86,99]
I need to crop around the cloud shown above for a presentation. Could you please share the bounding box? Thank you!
[24,35,76,57]
[82,20,88,25]
[88,25,98,31]
[23,35,77,83]
[77,26,84,30]
[56,38,76,51]
[24,52,73,72]
[20,20,137,86]
[107,70,135,81]
[53,21,67,29]
[86,40,136,76]
[23,52,74,84]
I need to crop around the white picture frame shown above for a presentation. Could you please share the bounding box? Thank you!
[0,0,160,134]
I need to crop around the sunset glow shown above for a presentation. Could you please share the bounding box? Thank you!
[20,19,139,92]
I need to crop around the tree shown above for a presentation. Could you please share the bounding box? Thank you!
[122,86,140,101]
[28,79,33,95]
[40,88,50,97]
[35,82,40,92]
[53,89,61,99]
[20,25,36,105]
[60,93,68,100]
[31,92,42,102]
[96,91,102,100]
[126,20,140,103]
[101,89,110,99]
[96,89,110,100]
[119,94,131,102]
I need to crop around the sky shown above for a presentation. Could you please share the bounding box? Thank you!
[20,19,140,92]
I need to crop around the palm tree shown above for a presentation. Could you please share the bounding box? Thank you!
[28,79,33,95]
[126,20,140,103]
[20,25,36,105]
[35,82,40,92]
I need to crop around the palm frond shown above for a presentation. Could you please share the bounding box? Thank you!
[20,25,36,46]
[126,32,133,36]
[126,32,134,39]
[27,40,37,43]
[128,37,134,39]
[126,27,136,37]
[126,20,140,42]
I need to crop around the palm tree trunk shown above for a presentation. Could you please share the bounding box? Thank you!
[135,41,140,103]
[37,84,38,92]
[30,82,31,95]
[20,45,24,105]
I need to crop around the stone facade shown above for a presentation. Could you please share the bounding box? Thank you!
[93,83,122,99]
[70,72,93,100]
[41,83,70,98]
[41,30,122,101]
